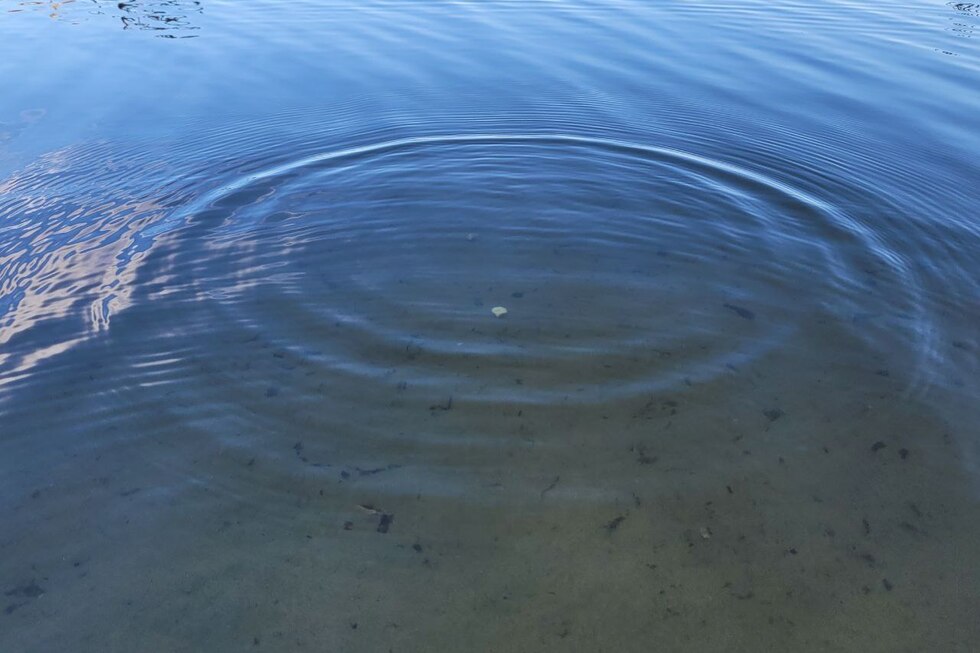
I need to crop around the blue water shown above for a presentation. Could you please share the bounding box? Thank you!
[1,1,978,651]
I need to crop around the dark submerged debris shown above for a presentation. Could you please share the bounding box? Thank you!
[540,475,560,498]
[725,580,754,600]
[899,448,909,460]
[882,578,894,591]
[4,582,44,599]
[723,303,756,320]
[405,342,423,360]
[356,464,402,477]
[632,444,658,465]
[429,396,453,412]
[291,442,328,467]
[377,513,394,534]
[763,408,784,422]
[604,515,626,533]
[870,441,887,453]
[632,396,677,420]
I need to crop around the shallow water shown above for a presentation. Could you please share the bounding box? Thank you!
[1,1,979,651]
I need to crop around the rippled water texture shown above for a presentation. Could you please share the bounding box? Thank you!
[1,1,979,651]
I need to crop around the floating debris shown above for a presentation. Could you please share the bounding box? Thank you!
[699,526,713,540]
[491,306,508,317]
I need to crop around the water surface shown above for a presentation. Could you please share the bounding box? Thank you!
[1,1,979,651]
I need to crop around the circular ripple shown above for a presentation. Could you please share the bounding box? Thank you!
[133,134,915,409]
[0,131,944,507]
